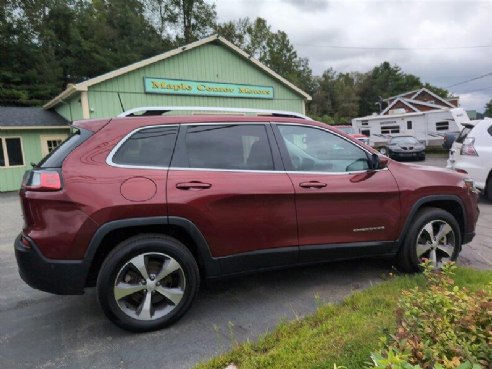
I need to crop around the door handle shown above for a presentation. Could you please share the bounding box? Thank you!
[176,181,212,190]
[299,181,327,189]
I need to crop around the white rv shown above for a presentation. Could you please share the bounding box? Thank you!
[351,88,470,148]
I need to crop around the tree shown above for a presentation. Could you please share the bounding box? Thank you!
[0,0,170,106]
[215,17,315,96]
[144,0,216,43]
[485,99,492,118]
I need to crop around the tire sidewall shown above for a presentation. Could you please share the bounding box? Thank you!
[401,208,461,271]
[97,236,199,332]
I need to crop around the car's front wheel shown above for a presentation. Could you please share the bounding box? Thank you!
[396,207,461,272]
[97,234,199,332]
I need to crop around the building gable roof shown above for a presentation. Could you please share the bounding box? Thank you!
[0,107,69,128]
[381,98,420,115]
[44,35,311,109]
[409,88,455,108]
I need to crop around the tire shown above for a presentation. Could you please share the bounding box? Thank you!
[97,234,200,332]
[486,175,492,202]
[396,207,461,273]
[378,147,388,156]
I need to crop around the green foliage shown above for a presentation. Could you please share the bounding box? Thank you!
[484,99,492,118]
[144,0,216,43]
[370,261,491,369]
[0,0,170,106]
[215,17,316,96]
[195,268,492,369]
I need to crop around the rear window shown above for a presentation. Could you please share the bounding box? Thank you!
[38,128,92,168]
[455,127,472,144]
[112,126,178,167]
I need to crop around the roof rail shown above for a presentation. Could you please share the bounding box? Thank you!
[117,106,312,120]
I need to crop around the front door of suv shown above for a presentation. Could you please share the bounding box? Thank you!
[167,123,298,274]
[274,124,400,262]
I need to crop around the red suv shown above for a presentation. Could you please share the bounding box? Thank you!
[15,108,479,332]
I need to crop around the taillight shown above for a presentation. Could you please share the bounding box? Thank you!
[460,138,478,156]
[23,170,62,191]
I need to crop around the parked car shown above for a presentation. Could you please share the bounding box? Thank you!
[15,107,479,332]
[442,131,460,150]
[379,136,426,161]
[333,125,370,145]
[447,118,492,201]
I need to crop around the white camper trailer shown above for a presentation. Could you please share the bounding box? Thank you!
[351,88,470,148]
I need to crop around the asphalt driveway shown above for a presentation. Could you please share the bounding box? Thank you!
[0,154,490,369]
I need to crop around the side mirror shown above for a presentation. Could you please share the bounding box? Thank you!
[370,153,389,170]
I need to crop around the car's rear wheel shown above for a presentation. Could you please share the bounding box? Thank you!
[396,207,461,272]
[486,174,492,202]
[97,234,199,332]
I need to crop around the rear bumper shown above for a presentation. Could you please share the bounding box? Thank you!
[14,234,88,295]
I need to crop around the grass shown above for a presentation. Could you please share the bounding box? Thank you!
[194,268,492,369]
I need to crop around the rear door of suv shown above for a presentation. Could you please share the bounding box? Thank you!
[273,123,401,263]
[167,122,298,274]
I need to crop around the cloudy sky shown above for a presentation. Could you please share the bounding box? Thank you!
[216,0,492,112]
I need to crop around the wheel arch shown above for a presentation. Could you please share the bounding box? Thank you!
[84,217,220,287]
[396,195,466,251]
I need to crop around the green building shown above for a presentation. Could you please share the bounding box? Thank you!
[0,107,70,192]
[0,35,310,191]
[44,35,311,121]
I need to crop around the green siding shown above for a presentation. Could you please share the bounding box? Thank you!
[0,129,70,192]
[87,43,304,119]
[55,95,83,122]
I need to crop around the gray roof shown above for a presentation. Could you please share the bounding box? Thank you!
[0,107,69,127]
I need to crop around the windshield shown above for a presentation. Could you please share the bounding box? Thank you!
[390,136,420,145]
[336,126,355,134]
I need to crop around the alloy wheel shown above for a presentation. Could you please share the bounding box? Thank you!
[113,252,186,321]
[415,220,456,268]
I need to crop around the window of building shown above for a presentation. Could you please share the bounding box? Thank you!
[407,121,412,130]
[361,120,369,126]
[360,129,370,136]
[112,126,178,167]
[436,121,449,131]
[0,138,4,167]
[0,137,24,167]
[277,125,369,172]
[40,135,68,157]
[185,124,274,171]
[381,125,400,134]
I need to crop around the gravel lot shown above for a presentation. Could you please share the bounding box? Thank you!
[0,153,490,369]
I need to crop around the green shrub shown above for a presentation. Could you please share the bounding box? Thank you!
[370,261,491,369]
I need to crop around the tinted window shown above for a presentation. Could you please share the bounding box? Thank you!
[455,127,472,144]
[278,125,369,172]
[5,138,24,166]
[0,138,4,167]
[390,136,420,145]
[381,125,400,134]
[436,121,449,131]
[113,126,178,167]
[39,128,92,168]
[185,124,273,170]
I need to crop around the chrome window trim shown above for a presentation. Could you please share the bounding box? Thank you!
[106,121,385,174]
[168,167,388,175]
[106,124,179,170]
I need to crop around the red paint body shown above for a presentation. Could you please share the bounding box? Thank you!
[19,115,479,267]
